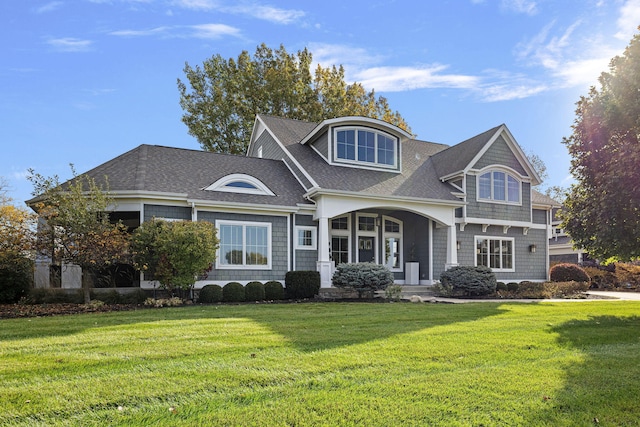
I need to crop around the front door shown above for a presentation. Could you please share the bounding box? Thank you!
[358,236,375,263]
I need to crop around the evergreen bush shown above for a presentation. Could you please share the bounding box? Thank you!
[284,271,320,299]
[331,262,394,298]
[222,282,245,302]
[245,281,265,301]
[264,281,284,300]
[198,284,223,303]
[439,265,497,296]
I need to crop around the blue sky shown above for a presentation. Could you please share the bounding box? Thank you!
[2,0,639,205]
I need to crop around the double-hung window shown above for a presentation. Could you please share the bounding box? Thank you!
[478,170,521,203]
[295,226,317,250]
[476,237,514,271]
[383,217,402,271]
[217,220,271,269]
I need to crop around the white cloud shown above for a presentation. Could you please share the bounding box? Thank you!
[109,24,241,39]
[110,26,171,37]
[34,1,63,14]
[615,0,640,40]
[226,4,305,24]
[189,23,241,39]
[501,0,538,15]
[354,65,479,92]
[46,37,93,52]
[171,0,304,24]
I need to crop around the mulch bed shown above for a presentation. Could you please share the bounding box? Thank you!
[0,303,142,319]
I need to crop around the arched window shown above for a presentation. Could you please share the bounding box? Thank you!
[333,127,399,169]
[478,169,520,204]
[203,174,275,196]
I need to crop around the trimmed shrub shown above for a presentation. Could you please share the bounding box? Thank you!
[285,271,320,299]
[222,282,245,302]
[517,281,548,299]
[496,282,507,291]
[439,265,497,296]
[264,281,284,300]
[0,257,33,303]
[507,282,519,292]
[554,281,590,297]
[615,263,640,288]
[550,263,590,283]
[245,281,265,301]
[120,288,148,304]
[331,263,394,298]
[198,284,223,303]
[582,266,616,289]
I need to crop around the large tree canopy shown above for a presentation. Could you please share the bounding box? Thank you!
[562,30,640,261]
[178,43,411,154]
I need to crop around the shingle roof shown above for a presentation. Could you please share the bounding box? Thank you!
[259,115,461,202]
[531,190,561,207]
[75,145,310,208]
[430,125,503,179]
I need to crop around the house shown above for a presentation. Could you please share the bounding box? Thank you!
[549,206,591,265]
[32,114,557,290]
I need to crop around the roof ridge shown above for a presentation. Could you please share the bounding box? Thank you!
[134,144,148,190]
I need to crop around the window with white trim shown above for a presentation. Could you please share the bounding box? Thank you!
[295,226,317,250]
[216,220,272,269]
[204,174,275,196]
[383,216,402,271]
[330,215,350,265]
[334,127,398,169]
[476,236,514,271]
[478,170,520,203]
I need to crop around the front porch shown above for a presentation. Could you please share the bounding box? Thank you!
[309,193,461,288]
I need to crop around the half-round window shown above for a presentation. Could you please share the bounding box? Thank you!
[203,174,275,196]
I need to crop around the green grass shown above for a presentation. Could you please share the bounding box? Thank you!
[2,301,640,426]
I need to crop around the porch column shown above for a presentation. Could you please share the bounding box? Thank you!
[316,216,333,287]
[445,224,458,270]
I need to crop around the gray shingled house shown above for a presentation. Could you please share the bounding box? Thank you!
[34,114,557,290]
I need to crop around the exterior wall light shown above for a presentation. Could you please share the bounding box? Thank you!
[529,244,537,253]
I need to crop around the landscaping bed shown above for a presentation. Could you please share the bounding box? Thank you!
[0,303,142,319]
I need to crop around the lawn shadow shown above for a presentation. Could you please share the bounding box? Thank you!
[234,302,507,352]
[524,314,640,425]
[1,302,506,353]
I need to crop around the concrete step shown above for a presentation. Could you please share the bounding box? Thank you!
[375,285,437,299]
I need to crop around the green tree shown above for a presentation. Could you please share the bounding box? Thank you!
[561,29,640,261]
[178,43,411,154]
[131,218,218,297]
[28,168,131,303]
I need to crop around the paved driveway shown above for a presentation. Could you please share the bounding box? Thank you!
[586,291,640,300]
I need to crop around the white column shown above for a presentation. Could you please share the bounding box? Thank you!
[445,224,458,270]
[316,216,333,287]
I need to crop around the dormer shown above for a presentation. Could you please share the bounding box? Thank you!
[300,116,412,173]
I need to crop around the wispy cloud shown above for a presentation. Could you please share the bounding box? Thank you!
[34,1,63,14]
[354,65,479,92]
[501,0,538,15]
[171,0,304,24]
[189,23,241,38]
[615,0,640,40]
[109,23,241,39]
[46,37,93,52]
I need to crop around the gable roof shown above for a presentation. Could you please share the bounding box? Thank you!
[56,145,310,208]
[431,124,542,185]
[257,115,461,202]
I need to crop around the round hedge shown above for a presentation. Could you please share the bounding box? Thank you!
[222,282,245,302]
[264,281,284,300]
[198,284,223,303]
[245,281,265,301]
[550,263,590,283]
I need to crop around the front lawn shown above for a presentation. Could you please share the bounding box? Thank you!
[2,301,640,426]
